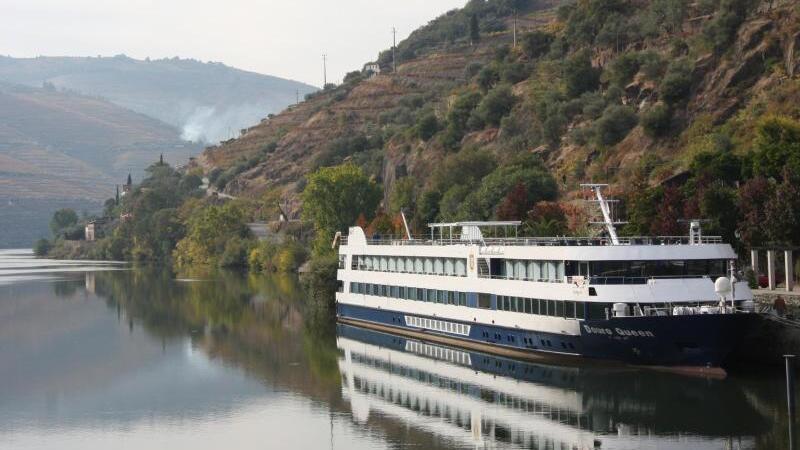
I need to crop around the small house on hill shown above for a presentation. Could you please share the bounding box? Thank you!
[363,62,381,78]
[85,218,108,241]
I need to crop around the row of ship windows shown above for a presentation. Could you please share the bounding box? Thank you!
[350,282,468,306]
[496,295,582,319]
[349,282,593,319]
[493,260,565,282]
[351,255,468,277]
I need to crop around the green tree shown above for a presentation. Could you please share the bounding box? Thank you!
[595,105,638,145]
[659,59,694,106]
[752,116,800,179]
[521,30,554,59]
[476,84,517,126]
[301,164,381,252]
[564,49,600,97]
[416,112,440,141]
[389,177,417,214]
[33,238,52,257]
[50,208,79,238]
[641,103,673,137]
[173,202,251,266]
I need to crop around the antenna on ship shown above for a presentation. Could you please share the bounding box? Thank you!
[581,184,627,245]
[678,219,711,245]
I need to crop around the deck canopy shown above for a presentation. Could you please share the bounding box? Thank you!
[427,221,521,241]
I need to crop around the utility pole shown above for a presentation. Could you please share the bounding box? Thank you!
[392,27,397,73]
[295,89,299,104]
[513,9,517,48]
[322,54,327,87]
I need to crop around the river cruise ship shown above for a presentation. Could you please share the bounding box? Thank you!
[335,185,755,371]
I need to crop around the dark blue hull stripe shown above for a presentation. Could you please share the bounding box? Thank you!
[336,303,756,367]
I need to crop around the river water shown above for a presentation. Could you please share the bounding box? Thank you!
[0,249,796,450]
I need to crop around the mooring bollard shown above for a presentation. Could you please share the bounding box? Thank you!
[786,354,796,450]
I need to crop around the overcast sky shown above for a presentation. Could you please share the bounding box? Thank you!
[0,0,467,87]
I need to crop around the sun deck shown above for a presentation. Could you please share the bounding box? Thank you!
[343,235,724,247]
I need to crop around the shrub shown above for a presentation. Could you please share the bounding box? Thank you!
[659,59,694,105]
[274,241,307,272]
[476,65,500,91]
[641,104,673,137]
[219,237,253,268]
[521,30,554,59]
[595,105,638,145]
[464,61,483,80]
[33,238,52,257]
[476,84,517,127]
[564,49,600,97]
[416,112,440,141]
[501,62,528,84]
[605,53,640,87]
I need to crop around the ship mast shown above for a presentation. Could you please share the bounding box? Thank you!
[581,184,623,245]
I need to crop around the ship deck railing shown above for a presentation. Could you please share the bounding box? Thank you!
[477,274,717,284]
[341,235,723,247]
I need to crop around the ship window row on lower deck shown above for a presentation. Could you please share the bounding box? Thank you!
[348,281,585,319]
[497,296,581,319]
[350,282,468,306]
[351,255,467,277]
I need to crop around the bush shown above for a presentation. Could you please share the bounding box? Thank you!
[564,49,600,97]
[521,30,554,59]
[219,237,253,268]
[605,53,640,87]
[476,65,500,91]
[476,84,517,127]
[50,208,78,238]
[501,62,528,84]
[274,241,307,272]
[595,105,638,145]
[641,103,673,137]
[464,61,483,80]
[659,59,694,105]
[416,112,440,141]
[33,238,52,257]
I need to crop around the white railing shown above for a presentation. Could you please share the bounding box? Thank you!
[345,235,723,247]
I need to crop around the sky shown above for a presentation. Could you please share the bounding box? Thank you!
[0,0,467,87]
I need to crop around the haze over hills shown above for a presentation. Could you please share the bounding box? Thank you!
[0,82,201,248]
[0,55,319,143]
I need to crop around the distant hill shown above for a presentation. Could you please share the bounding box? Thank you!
[0,82,201,248]
[0,55,319,143]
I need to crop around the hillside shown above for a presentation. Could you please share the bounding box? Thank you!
[0,82,200,247]
[194,0,800,251]
[0,55,318,143]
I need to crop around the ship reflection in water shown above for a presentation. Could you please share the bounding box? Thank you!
[337,324,770,450]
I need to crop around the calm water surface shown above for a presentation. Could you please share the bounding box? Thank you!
[0,249,795,449]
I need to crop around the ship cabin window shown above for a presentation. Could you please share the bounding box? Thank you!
[583,259,728,284]
[338,255,346,269]
[478,293,492,309]
[496,296,583,319]
[352,255,468,277]
[485,259,564,282]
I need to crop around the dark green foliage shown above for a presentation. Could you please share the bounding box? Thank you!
[442,91,483,149]
[456,153,558,221]
[33,238,52,256]
[314,133,371,168]
[501,62,528,84]
[564,49,600,98]
[476,65,500,91]
[416,112,440,141]
[301,164,382,252]
[752,116,800,180]
[476,84,517,126]
[642,0,688,35]
[343,70,363,83]
[219,236,253,268]
[595,105,638,145]
[521,30,554,59]
[464,62,483,79]
[659,59,694,105]
[562,0,634,47]
[606,53,640,87]
[50,208,78,238]
[704,0,754,54]
[641,104,673,137]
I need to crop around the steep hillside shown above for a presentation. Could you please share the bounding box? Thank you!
[0,82,200,247]
[198,0,800,247]
[0,55,318,143]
